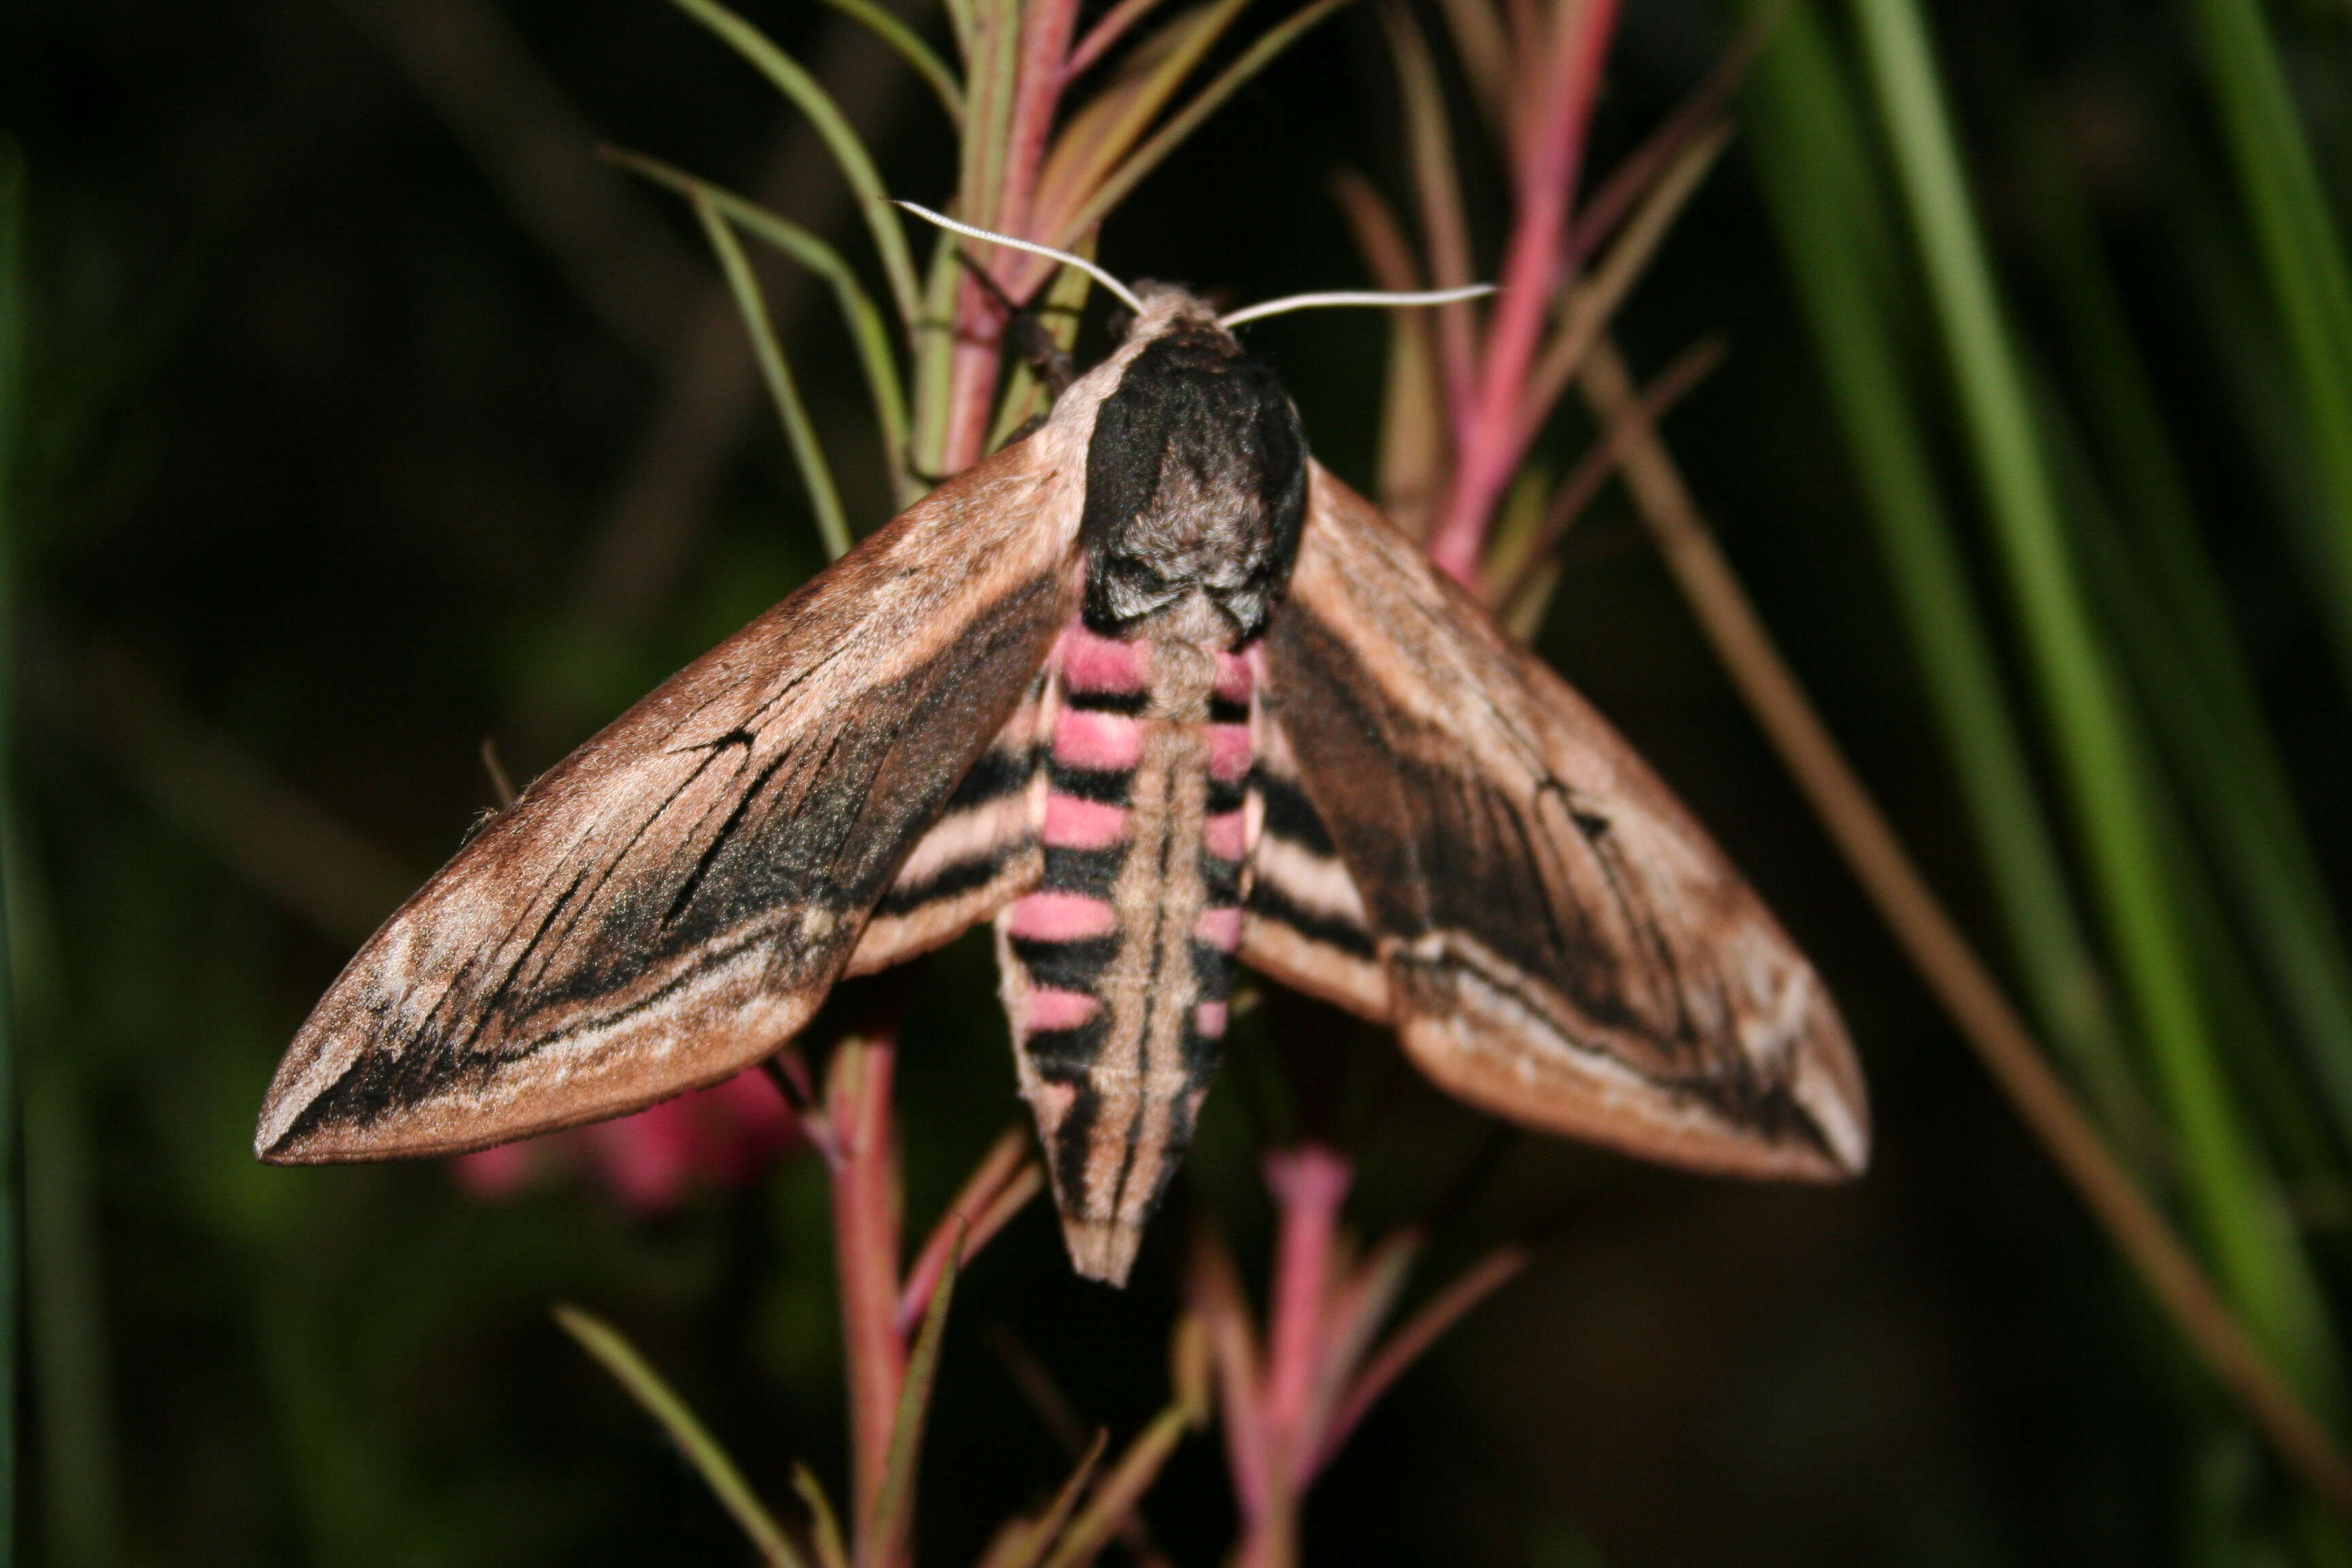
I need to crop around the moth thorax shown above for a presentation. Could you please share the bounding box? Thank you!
[1081,318,1307,647]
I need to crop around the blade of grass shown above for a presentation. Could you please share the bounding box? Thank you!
[1741,0,2149,1149]
[1565,16,1763,265]
[1328,171,1445,537]
[1489,333,1721,607]
[896,1126,1031,1331]
[858,1229,960,1568]
[2014,101,2352,1162]
[2036,380,2344,1181]
[1513,123,1729,455]
[2187,0,2352,695]
[554,1305,807,1567]
[1064,0,1171,84]
[794,1465,853,1568]
[1051,0,1354,248]
[1431,0,1509,133]
[818,0,965,122]
[670,0,924,327]
[1037,1404,1191,1568]
[691,191,851,557]
[956,0,1022,231]
[1849,0,2343,1403]
[1314,1245,1524,1472]
[1382,0,1478,427]
[995,1429,1108,1568]
[615,150,915,505]
[906,228,966,483]
[1581,332,2352,1514]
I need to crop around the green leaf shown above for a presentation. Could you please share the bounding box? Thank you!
[2187,0,2352,698]
[554,1305,808,1568]
[817,0,965,124]
[793,1465,851,1568]
[1741,0,2149,1151]
[669,0,924,329]
[610,149,915,506]
[689,191,852,559]
[1846,0,2344,1407]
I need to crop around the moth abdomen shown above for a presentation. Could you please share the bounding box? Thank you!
[994,619,1258,1285]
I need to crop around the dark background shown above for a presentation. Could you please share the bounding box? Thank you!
[5,0,2338,1562]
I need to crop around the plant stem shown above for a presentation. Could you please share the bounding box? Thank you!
[828,1033,908,1529]
[1427,0,1619,580]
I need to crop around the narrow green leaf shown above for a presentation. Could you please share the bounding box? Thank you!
[554,1305,808,1568]
[793,1465,851,1568]
[1741,1,2149,1149]
[669,0,924,329]
[1847,0,2344,1404]
[907,227,967,486]
[994,1429,1107,1568]
[689,191,852,559]
[940,0,975,63]
[1035,1405,1189,1568]
[2015,105,2352,1161]
[610,150,915,505]
[2187,0,2352,696]
[817,0,965,123]
[1055,0,1353,247]
[856,1230,960,1568]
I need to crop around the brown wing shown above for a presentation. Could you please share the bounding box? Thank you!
[257,434,1083,1163]
[1254,463,1868,1180]
[1239,711,1389,1019]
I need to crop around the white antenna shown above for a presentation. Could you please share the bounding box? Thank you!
[1218,284,1498,329]
[893,201,1145,316]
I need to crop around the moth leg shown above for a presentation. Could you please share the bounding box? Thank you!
[957,252,1078,398]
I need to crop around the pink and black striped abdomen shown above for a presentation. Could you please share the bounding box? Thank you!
[996,622,1255,1284]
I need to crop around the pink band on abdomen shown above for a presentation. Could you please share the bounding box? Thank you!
[1207,723,1252,783]
[1054,710,1143,772]
[1007,891,1118,941]
[1023,987,1103,1032]
[1045,794,1128,849]
[1060,625,1149,696]
[1193,906,1243,951]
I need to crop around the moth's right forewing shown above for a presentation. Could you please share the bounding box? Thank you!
[1260,465,1868,1180]
[257,433,1085,1164]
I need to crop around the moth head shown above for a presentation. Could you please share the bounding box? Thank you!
[887,203,1492,649]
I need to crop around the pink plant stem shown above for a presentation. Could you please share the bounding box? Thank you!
[826,1032,907,1533]
[1062,0,1161,85]
[894,1130,1039,1333]
[1426,0,1621,583]
[941,0,1081,474]
[1240,1144,1352,1568]
[1313,1245,1528,1473]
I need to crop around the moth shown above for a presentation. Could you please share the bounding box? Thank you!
[257,230,1868,1286]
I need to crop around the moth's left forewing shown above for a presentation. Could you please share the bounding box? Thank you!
[1257,464,1868,1180]
[257,432,1085,1164]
